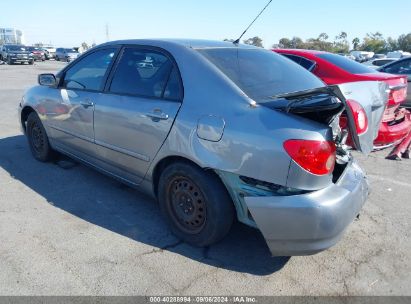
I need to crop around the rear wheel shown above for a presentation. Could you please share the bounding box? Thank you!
[26,112,55,162]
[158,162,234,247]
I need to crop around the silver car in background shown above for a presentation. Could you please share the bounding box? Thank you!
[55,48,79,62]
[18,39,387,256]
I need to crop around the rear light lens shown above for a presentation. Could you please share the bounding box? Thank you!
[283,139,336,175]
[388,87,407,105]
[346,99,368,135]
[387,78,407,105]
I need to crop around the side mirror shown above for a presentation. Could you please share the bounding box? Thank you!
[38,73,57,86]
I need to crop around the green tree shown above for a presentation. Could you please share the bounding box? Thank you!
[277,38,292,48]
[352,37,360,50]
[290,37,305,48]
[386,37,398,52]
[243,36,264,48]
[305,33,333,51]
[397,33,411,52]
[360,32,386,53]
[334,31,349,53]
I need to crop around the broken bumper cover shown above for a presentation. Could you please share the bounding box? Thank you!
[374,108,411,148]
[245,161,369,256]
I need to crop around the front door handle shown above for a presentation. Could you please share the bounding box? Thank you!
[146,110,169,121]
[80,99,94,109]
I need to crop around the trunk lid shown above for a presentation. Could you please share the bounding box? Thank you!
[261,82,388,155]
[331,81,389,154]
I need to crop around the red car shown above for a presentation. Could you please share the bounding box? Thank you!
[274,49,410,148]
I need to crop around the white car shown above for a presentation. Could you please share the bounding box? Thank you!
[386,51,411,59]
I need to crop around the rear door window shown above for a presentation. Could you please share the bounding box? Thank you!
[109,47,182,100]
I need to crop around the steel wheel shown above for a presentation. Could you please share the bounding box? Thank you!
[30,119,45,154]
[168,176,207,234]
[26,112,55,162]
[158,162,234,247]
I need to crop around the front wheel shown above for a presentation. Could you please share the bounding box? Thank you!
[158,162,235,247]
[26,112,55,162]
[7,57,13,65]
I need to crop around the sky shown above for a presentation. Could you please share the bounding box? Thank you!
[2,0,410,48]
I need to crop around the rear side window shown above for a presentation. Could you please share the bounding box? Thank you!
[197,48,324,101]
[109,48,182,100]
[374,59,391,66]
[63,48,116,91]
[383,59,411,75]
[282,54,316,71]
[316,53,375,74]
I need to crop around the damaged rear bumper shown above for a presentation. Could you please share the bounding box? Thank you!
[374,108,411,147]
[244,161,369,256]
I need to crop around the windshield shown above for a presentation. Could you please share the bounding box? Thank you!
[65,48,77,53]
[197,48,324,101]
[316,53,376,74]
[6,45,27,52]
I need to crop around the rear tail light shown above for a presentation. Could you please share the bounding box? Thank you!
[388,87,407,105]
[346,99,368,135]
[387,78,407,106]
[283,139,336,175]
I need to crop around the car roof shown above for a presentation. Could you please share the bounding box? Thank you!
[274,48,327,55]
[98,38,257,50]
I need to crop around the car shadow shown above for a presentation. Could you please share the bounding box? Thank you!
[0,135,290,275]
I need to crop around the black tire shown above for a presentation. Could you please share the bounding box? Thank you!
[7,57,13,65]
[29,60,34,65]
[158,162,234,247]
[26,112,55,162]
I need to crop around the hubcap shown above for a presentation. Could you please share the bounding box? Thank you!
[168,176,206,234]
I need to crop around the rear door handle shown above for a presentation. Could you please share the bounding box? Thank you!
[146,110,169,121]
[80,99,94,108]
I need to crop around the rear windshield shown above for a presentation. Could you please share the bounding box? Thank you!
[316,53,375,74]
[197,48,324,101]
[65,48,77,53]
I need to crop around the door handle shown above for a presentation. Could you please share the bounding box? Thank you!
[80,99,94,108]
[146,110,169,121]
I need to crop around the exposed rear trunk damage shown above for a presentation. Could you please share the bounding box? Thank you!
[216,82,387,255]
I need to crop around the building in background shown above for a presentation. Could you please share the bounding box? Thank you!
[0,28,24,44]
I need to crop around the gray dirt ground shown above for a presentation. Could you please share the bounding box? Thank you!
[0,61,410,295]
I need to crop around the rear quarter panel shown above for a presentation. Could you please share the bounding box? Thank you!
[147,46,334,191]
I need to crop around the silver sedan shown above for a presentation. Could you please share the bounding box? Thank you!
[18,39,387,256]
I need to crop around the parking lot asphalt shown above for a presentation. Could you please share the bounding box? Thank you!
[0,61,410,296]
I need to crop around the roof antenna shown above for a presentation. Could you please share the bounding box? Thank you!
[233,0,273,45]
